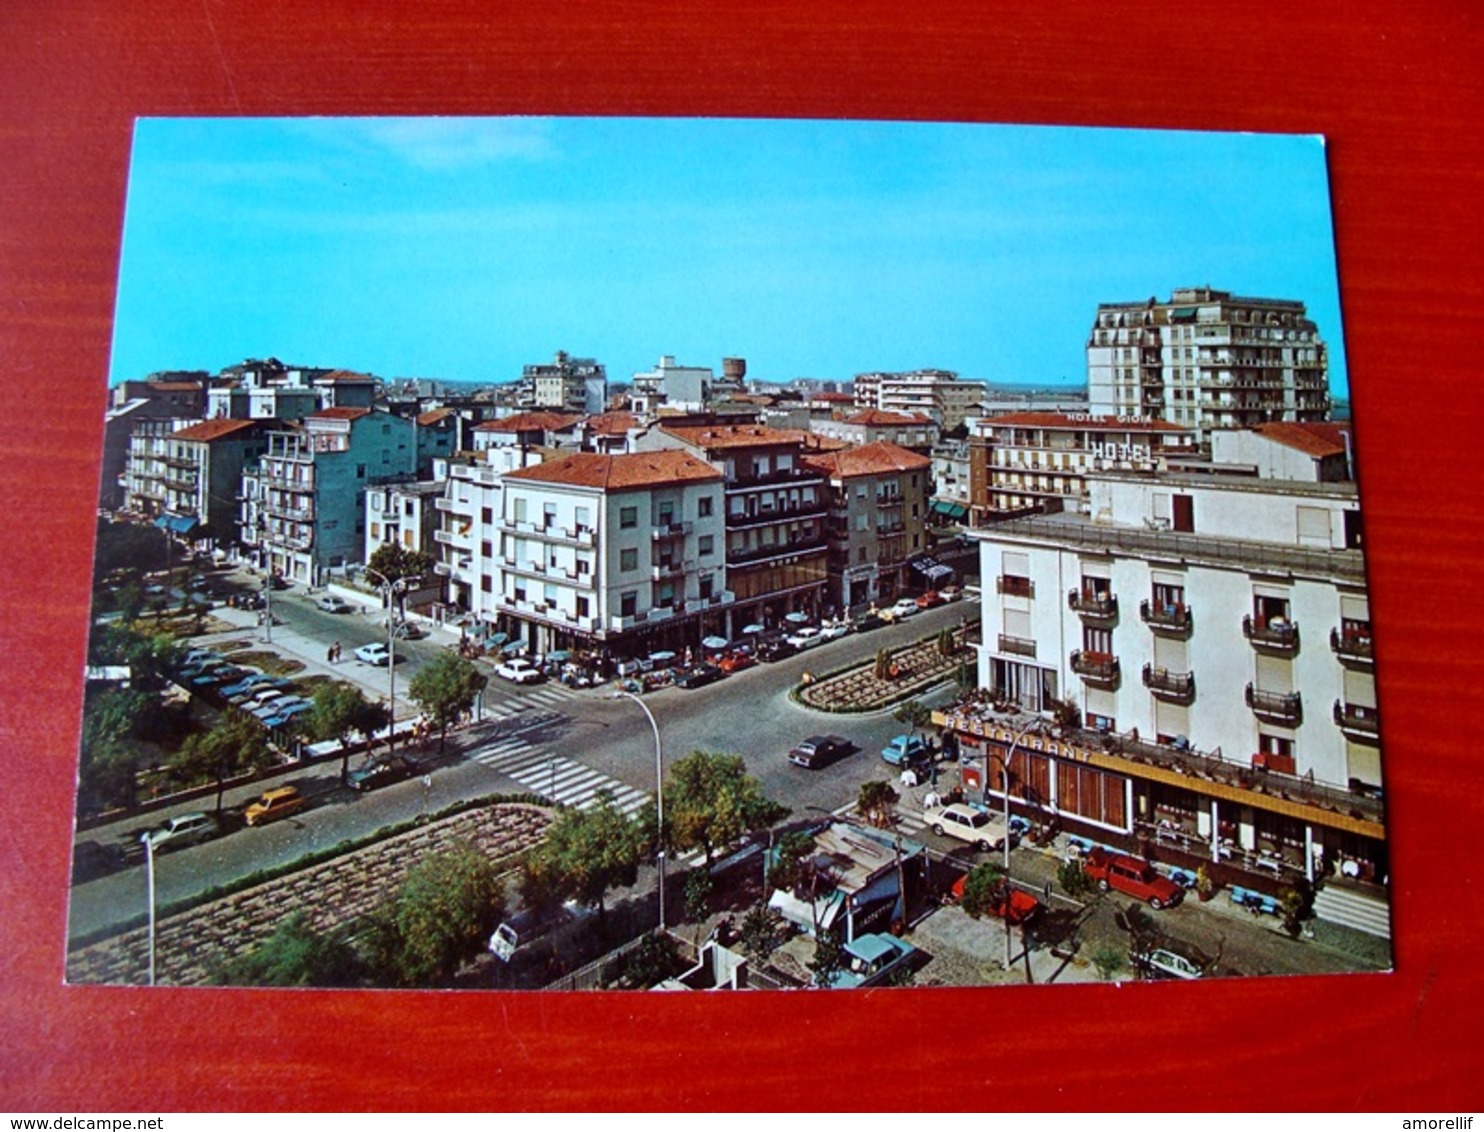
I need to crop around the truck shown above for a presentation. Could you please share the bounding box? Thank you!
[1081,847,1184,909]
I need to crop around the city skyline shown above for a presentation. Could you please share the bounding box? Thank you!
[109,117,1348,394]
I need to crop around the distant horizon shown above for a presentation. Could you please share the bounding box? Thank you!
[108,118,1349,396]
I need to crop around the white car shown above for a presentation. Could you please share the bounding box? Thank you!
[355,642,393,665]
[785,626,824,650]
[496,657,543,684]
[818,619,851,641]
[924,803,1010,851]
[1135,947,1205,980]
[885,598,921,621]
[317,595,352,614]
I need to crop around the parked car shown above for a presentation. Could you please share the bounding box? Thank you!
[824,933,918,989]
[925,803,1010,851]
[1133,945,1206,980]
[391,620,428,640]
[716,651,757,675]
[243,785,306,827]
[221,673,294,700]
[817,618,851,641]
[260,700,313,728]
[1081,847,1184,909]
[880,734,930,766]
[355,642,393,666]
[675,663,725,689]
[317,595,352,614]
[785,626,825,650]
[756,637,798,663]
[948,873,1043,924]
[938,585,963,603]
[885,598,921,621]
[915,589,946,609]
[190,664,253,688]
[496,656,543,684]
[788,734,855,770]
[851,611,886,633]
[347,753,425,792]
[141,811,217,853]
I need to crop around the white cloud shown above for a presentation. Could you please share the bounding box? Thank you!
[335,117,558,170]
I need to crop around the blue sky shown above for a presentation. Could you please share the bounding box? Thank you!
[109,117,1347,394]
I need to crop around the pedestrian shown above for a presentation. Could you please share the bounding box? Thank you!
[327,644,335,663]
[333,642,342,662]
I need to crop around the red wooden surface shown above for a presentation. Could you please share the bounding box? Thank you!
[2,0,1481,1112]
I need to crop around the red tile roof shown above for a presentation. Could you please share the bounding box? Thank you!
[171,418,264,442]
[505,450,724,491]
[315,370,376,384]
[1250,421,1349,458]
[812,392,855,403]
[986,411,1193,433]
[146,381,205,392]
[475,411,583,433]
[843,408,933,426]
[660,423,806,451]
[583,411,640,437]
[802,441,933,479]
[416,408,456,426]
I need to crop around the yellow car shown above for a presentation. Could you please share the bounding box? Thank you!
[243,786,306,827]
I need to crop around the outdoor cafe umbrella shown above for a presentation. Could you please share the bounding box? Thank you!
[741,623,765,635]
[783,611,810,624]
[648,650,677,664]
[701,636,729,651]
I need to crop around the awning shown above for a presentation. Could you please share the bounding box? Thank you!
[767,887,844,936]
[911,557,954,581]
[930,500,968,520]
[154,514,199,534]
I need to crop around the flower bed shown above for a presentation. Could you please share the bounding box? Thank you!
[795,627,972,713]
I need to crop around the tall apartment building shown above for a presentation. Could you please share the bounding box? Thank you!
[153,418,273,544]
[644,423,832,632]
[1087,286,1330,436]
[241,408,418,584]
[852,369,987,431]
[631,355,714,414]
[515,350,607,416]
[802,441,932,611]
[950,457,1383,927]
[967,412,1199,522]
[122,417,204,518]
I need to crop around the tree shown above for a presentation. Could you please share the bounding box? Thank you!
[167,708,275,812]
[765,830,816,895]
[684,867,714,927]
[959,861,1007,920]
[367,841,505,987]
[521,792,649,920]
[892,699,932,739]
[367,542,434,586]
[616,930,685,989]
[303,681,389,781]
[210,912,363,988]
[1091,945,1127,982]
[1057,856,1094,900]
[663,750,787,866]
[937,627,956,658]
[808,925,846,988]
[737,904,784,961]
[857,780,901,830]
[91,519,170,582]
[407,652,485,749]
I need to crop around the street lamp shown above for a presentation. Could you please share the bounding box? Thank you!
[141,831,156,987]
[612,689,665,931]
[981,717,1042,978]
[364,566,413,749]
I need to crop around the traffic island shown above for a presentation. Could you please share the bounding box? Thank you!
[793,625,973,714]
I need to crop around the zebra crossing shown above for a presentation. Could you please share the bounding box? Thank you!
[466,731,653,816]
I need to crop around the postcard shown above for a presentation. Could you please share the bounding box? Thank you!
[68,117,1386,991]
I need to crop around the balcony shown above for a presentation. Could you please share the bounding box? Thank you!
[651,520,693,541]
[1140,599,1193,635]
[1068,588,1119,622]
[1245,685,1303,726]
[1333,700,1381,740]
[1141,664,1195,703]
[726,542,828,567]
[1243,614,1300,654]
[1070,650,1121,687]
[1330,626,1374,666]
[725,500,829,529]
[554,525,597,548]
[262,499,314,522]
[650,560,690,581]
[434,528,472,550]
[997,634,1036,657]
[996,575,1035,599]
[433,496,464,513]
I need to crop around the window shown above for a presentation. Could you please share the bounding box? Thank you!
[620,548,638,571]
[698,496,713,518]
[512,499,526,523]
[356,464,366,479]
[698,535,714,556]
[481,540,492,558]
[544,583,557,605]
[621,591,637,617]
[544,502,558,529]
[576,596,590,618]
[658,500,675,525]
[698,575,713,599]
[481,576,492,593]
[620,506,638,529]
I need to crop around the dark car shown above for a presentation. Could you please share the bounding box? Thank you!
[851,611,886,633]
[347,753,426,792]
[71,840,123,884]
[756,636,798,663]
[788,734,855,769]
[675,663,724,689]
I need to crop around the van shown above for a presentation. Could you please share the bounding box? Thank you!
[489,901,595,963]
[243,786,306,827]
